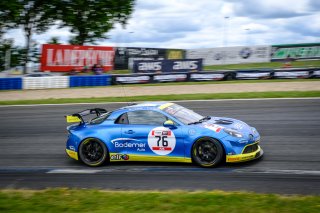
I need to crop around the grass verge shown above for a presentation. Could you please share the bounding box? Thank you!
[0,189,319,213]
[1,91,320,105]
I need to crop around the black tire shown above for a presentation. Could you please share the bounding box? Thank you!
[78,138,108,167]
[192,137,224,167]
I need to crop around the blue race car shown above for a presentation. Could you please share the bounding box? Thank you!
[65,102,263,167]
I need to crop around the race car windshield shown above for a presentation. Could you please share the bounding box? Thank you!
[161,104,204,125]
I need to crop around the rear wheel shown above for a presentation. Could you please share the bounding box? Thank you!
[79,138,108,167]
[192,137,224,167]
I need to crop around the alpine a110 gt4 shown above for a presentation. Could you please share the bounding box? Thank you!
[65,102,263,167]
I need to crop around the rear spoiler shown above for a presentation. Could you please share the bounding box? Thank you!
[65,108,108,124]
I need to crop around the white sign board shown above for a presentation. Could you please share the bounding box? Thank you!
[186,45,271,65]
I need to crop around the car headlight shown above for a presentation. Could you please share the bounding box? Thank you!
[251,127,257,134]
[223,128,243,138]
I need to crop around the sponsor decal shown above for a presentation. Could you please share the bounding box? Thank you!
[190,73,225,81]
[128,57,155,69]
[214,53,224,60]
[234,123,244,130]
[111,138,146,151]
[110,154,129,161]
[203,123,223,133]
[272,46,320,60]
[273,71,309,78]
[116,76,150,84]
[153,74,187,82]
[187,46,270,65]
[148,127,176,155]
[167,50,184,59]
[138,62,162,71]
[239,47,252,59]
[227,154,255,162]
[313,70,320,77]
[127,48,159,56]
[68,146,75,151]
[236,72,271,79]
[172,61,198,70]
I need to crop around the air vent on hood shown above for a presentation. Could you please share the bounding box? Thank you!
[214,119,233,125]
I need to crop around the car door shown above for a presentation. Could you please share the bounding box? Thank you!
[119,109,186,159]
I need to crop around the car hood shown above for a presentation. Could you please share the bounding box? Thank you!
[195,116,256,136]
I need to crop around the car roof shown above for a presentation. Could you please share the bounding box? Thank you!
[120,102,173,111]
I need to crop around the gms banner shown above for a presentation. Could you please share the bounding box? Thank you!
[133,59,202,73]
[186,45,271,65]
[41,44,115,72]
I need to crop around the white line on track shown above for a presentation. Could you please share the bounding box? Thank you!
[47,169,101,174]
[238,169,320,176]
[1,97,319,108]
[43,168,320,176]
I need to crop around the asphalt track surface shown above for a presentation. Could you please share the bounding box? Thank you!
[0,99,320,195]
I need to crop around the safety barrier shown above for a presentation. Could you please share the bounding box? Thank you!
[0,68,319,90]
[69,75,112,87]
[0,77,22,90]
[23,76,69,89]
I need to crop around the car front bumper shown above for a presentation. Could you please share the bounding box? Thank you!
[226,145,263,163]
[66,149,78,160]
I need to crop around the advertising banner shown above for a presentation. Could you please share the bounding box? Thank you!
[114,47,166,70]
[236,70,272,80]
[271,43,320,61]
[186,45,271,65]
[112,74,153,84]
[273,70,310,79]
[133,59,202,73]
[114,47,185,70]
[312,70,320,78]
[153,73,188,83]
[189,72,226,81]
[41,44,115,72]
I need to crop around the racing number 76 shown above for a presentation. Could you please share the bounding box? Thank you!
[155,136,168,147]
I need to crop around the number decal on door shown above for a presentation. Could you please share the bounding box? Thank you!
[148,127,176,155]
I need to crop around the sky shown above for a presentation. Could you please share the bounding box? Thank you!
[4,0,320,49]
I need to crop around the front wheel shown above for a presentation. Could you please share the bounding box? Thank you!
[192,137,224,167]
[78,138,108,167]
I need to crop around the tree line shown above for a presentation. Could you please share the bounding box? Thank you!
[0,0,135,73]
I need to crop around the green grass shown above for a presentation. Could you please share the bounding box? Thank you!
[1,91,319,105]
[106,60,320,74]
[0,189,319,213]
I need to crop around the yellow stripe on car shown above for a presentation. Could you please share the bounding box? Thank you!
[66,149,78,160]
[109,153,191,163]
[158,102,174,110]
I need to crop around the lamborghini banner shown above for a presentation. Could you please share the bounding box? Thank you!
[41,44,115,72]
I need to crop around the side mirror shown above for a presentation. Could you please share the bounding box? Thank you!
[163,120,176,129]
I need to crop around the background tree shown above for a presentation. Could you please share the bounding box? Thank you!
[0,39,28,71]
[0,0,58,73]
[56,0,135,45]
[47,36,61,44]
